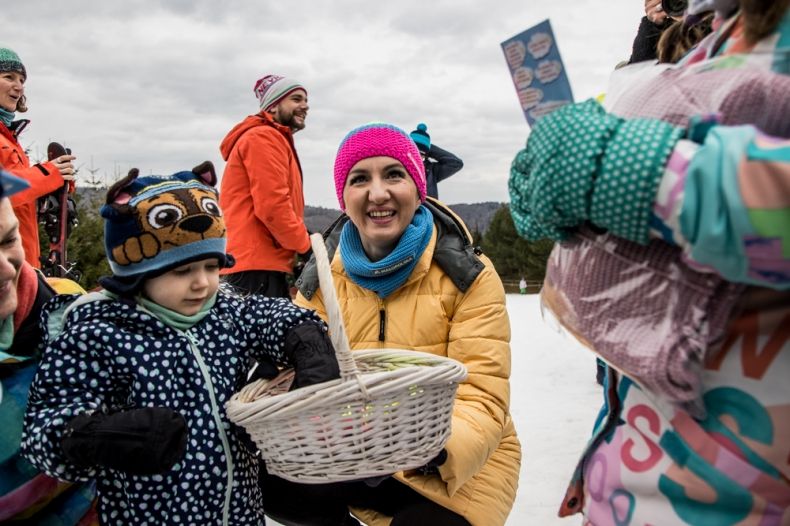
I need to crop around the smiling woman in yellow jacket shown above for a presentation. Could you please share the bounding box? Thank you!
[259,123,520,526]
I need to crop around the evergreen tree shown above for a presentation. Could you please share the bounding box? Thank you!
[38,191,109,290]
[470,226,484,247]
[66,192,110,290]
[481,204,553,282]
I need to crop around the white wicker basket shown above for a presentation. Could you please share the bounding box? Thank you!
[226,233,468,483]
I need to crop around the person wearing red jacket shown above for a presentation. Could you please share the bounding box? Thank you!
[0,47,76,269]
[219,74,310,298]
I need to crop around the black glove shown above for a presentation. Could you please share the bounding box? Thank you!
[415,448,447,476]
[292,248,313,281]
[246,357,281,384]
[284,321,340,390]
[61,407,188,476]
[298,247,313,261]
[361,475,390,487]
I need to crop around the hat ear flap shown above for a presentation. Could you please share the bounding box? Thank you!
[106,168,140,205]
[100,201,134,220]
[191,161,217,187]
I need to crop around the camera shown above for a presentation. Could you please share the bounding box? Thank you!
[661,0,688,17]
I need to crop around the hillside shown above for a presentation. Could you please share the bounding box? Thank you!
[305,201,504,235]
[75,188,505,237]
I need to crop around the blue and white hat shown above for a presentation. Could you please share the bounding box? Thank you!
[409,123,431,154]
[99,161,233,294]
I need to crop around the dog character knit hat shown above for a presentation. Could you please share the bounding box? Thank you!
[333,123,427,211]
[409,123,431,154]
[99,161,232,294]
[253,74,306,111]
[0,169,29,199]
[0,48,25,80]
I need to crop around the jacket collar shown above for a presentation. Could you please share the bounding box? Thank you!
[256,110,293,135]
[256,111,303,178]
[297,198,485,299]
[0,119,28,141]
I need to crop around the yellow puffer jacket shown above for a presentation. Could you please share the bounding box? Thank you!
[295,201,520,526]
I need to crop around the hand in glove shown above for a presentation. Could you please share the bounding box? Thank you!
[246,357,281,384]
[359,450,447,486]
[284,321,340,390]
[414,448,448,476]
[509,98,683,244]
[292,248,313,282]
[61,407,187,476]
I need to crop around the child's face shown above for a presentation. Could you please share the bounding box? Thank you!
[143,258,220,316]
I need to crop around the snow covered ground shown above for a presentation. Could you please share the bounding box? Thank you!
[271,293,602,525]
[506,293,600,525]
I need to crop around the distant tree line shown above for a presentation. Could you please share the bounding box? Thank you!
[40,197,552,293]
[479,205,553,289]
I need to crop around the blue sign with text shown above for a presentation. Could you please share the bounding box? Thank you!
[501,19,574,126]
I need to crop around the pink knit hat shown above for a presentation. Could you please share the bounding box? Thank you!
[333,123,427,211]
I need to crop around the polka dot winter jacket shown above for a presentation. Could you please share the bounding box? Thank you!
[21,292,322,526]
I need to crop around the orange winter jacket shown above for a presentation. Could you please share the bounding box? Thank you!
[219,112,310,274]
[1,122,64,268]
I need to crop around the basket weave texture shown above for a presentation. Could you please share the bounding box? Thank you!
[226,233,468,483]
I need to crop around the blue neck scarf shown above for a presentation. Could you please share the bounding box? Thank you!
[340,205,433,299]
[0,108,14,127]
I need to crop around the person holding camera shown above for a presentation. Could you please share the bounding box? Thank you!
[629,0,687,63]
[628,0,715,66]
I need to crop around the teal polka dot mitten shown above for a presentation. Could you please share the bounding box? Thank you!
[508,99,683,243]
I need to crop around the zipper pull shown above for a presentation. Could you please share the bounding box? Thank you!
[378,308,386,342]
[184,330,198,345]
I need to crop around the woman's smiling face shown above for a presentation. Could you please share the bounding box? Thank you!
[0,71,24,112]
[342,156,421,261]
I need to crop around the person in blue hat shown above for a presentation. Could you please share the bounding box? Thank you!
[409,123,463,200]
[20,162,341,525]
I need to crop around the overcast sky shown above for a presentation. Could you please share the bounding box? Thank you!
[6,1,643,208]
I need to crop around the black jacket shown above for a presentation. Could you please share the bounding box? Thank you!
[629,16,670,63]
[423,144,463,199]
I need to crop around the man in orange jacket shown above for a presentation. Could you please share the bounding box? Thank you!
[219,74,311,297]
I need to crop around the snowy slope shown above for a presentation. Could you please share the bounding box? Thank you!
[506,293,601,525]
[270,293,602,525]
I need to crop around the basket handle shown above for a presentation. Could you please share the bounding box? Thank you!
[310,234,368,393]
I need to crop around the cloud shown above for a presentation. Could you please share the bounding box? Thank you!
[6,0,643,207]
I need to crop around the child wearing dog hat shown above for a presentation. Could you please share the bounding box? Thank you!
[21,162,339,525]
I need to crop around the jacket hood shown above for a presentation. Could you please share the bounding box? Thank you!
[220,112,289,161]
